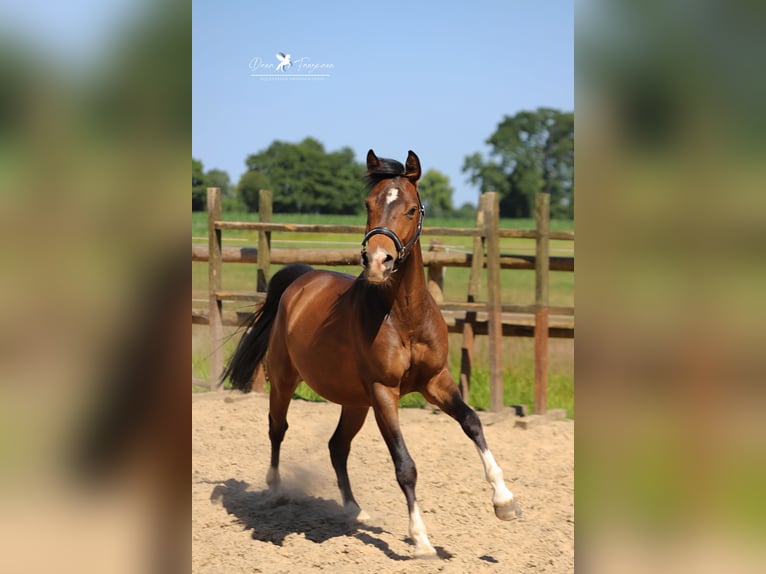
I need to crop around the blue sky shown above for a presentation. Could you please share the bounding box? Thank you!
[193,1,573,208]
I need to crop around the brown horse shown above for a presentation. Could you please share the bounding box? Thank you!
[223,150,520,558]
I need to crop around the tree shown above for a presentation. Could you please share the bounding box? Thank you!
[454,202,477,219]
[206,168,232,198]
[192,158,207,211]
[463,108,574,219]
[237,170,272,212]
[243,137,365,214]
[418,169,455,218]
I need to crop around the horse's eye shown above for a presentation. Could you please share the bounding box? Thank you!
[406,206,418,217]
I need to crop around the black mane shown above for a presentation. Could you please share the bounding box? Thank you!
[364,157,406,191]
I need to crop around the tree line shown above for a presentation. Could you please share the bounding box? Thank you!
[193,107,573,219]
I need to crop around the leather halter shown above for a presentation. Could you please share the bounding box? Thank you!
[360,201,425,272]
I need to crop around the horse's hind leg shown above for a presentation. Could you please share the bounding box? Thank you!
[266,392,290,490]
[328,405,369,519]
[265,340,300,490]
[423,370,521,521]
[370,383,437,558]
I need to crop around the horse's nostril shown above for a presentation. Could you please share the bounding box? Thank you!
[384,254,394,263]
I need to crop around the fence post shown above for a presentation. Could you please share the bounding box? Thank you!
[459,195,487,403]
[534,191,550,414]
[250,189,273,393]
[207,187,223,390]
[257,189,273,292]
[427,240,445,304]
[484,192,504,412]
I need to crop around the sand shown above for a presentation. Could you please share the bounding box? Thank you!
[192,391,573,573]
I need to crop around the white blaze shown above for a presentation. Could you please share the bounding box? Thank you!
[386,188,399,204]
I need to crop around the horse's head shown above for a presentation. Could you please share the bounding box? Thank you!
[361,149,424,284]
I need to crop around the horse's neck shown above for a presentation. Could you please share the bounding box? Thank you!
[389,244,429,320]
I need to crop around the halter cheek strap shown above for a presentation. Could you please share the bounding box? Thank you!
[360,203,425,272]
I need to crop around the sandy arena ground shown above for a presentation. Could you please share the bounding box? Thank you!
[192,391,573,573]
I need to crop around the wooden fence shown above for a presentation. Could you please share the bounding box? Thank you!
[192,188,574,413]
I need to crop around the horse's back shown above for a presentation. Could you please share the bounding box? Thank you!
[278,269,356,323]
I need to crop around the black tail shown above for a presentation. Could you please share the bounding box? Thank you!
[222,264,314,392]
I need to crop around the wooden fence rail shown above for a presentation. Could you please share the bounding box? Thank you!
[191,245,574,271]
[215,220,574,241]
[194,188,574,413]
[192,308,575,337]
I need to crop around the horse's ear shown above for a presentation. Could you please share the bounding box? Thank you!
[366,149,381,174]
[404,150,421,182]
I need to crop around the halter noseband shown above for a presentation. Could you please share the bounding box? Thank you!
[360,202,425,272]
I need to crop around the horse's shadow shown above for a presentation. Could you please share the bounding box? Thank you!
[208,478,439,561]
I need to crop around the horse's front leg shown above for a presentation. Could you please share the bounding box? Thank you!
[370,382,437,558]
[423,369,521,521]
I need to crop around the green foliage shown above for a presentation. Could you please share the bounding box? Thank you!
[400,393,427,408]
[418,169,455,217]
[192,158,206,211]
[463,108,574,219]
[291,382,324,402]
[237,170,272,212]
[221,195,247,212]
[464,370,491,410]
[193,162,234,211]
[206,168,232,197]
[243,137,365,214]
[454,201,477,219]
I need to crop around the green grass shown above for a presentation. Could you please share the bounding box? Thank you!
[192,211,573,306]
[192,211,574,418]
[192,210,575,235]
[192,211,574,262]
[192,319,574,418]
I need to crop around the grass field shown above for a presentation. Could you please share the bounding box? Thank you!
[192,211,574,417]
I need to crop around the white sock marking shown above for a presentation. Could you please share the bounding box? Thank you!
[409,502,436,556]
[478,448,514,506]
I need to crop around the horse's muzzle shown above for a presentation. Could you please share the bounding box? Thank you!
[362,246,395,283]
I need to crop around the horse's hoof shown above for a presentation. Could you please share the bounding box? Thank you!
[343,503,370,522]
[494,499,522,521]
[266,467,281,490]
[413,545,438,559]
[354,509,371,521]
